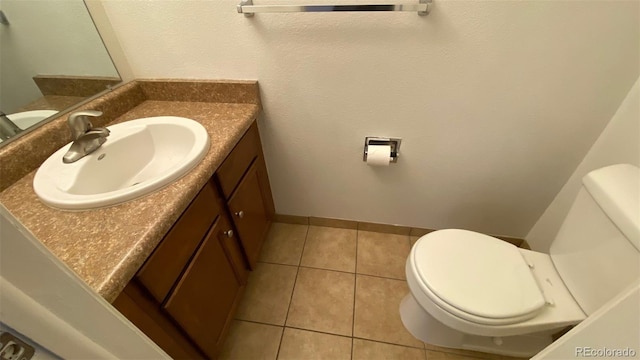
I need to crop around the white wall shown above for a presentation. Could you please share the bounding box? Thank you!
[526,78,640,251]
[85,0,135,82]
[100,0,639,237]
[0,204,168,359]
[0,0,119,113]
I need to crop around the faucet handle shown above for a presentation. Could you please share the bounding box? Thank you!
[81,127,110,140]
[68,110,103,140]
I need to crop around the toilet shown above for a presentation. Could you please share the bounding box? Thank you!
[400,164,640,357]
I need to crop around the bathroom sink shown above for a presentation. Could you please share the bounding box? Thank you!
[9,110,58,129]
[33,116,210,210]
[0,110,58,143]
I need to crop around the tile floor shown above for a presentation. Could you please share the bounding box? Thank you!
[220,223,524,360]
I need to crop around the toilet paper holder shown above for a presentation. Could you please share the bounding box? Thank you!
[363,137,401,163]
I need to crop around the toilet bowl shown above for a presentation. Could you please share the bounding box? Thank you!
[400,164,640,357]
[401,230,586,357]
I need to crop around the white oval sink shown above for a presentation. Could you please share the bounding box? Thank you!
[33,116,210,210]
[0,110,58,143]
[9,109,58,128]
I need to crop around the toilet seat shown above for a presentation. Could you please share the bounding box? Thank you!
[411,229,546,325]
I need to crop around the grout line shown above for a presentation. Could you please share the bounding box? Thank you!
[250,225,503,360]
[275,266,296,360]
[298,264,355,275]
[282,324,354,340]
[257,261,408,283]
[234,319,491,360]
[275,225,309,360]
[301,263,406,282]
[274,326,285,360]
[238,319,355,341]
[351,337,355,360]
[231,321,285,359]
[297,224,310,267]
[234,319,429,352]
[277,224,309,357]
[351,335,427,351]
[256,260,299,268]
[354,272,407,282]
[352,228,359,341]
[234,318,284,328]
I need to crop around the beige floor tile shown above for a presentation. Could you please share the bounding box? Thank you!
[278,328,352,360]
[426,350,489,360]
[219,320,283,360]
[300,225,357,272]
[236,262,298,325]
[286,267,355,336]
[357,230,410,279]
[424,344,515,360]
[354,275,423,348]
[353,339,426,360]
[259,222,308,265]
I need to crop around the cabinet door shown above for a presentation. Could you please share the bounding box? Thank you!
[137,182,219,303]
[227,161,270,268]
[113,282,205,359]
[217,214,249,284]
[164,218,240,359]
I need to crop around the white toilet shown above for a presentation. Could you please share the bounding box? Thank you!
[400,164,640,357]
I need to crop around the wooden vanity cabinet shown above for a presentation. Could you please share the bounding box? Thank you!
[113,121,275,359]
[164,216,241,358]
[215,122,275,269]
[115,181,244,359]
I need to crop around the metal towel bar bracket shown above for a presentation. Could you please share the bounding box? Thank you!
[237,0,432,17]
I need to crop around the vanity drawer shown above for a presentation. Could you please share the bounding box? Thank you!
[137,181,220,303]
[216,122,259,199]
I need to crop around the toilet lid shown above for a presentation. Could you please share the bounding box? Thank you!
[413,229,545,321]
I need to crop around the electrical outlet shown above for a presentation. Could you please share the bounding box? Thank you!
[0,332,34,360]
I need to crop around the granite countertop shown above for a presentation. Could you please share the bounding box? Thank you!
[0,80,261,302]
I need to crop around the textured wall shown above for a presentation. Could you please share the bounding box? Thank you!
[527,78,640,251]
[101,0,639,237]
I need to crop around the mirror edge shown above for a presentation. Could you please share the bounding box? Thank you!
[84,0,134,82]
[0,0,133,148]
[0,82,128,147]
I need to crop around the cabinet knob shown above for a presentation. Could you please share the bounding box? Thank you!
[235,210,245,218]
[223,229,234,238]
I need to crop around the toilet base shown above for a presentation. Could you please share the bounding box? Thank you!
[399,294,554,358]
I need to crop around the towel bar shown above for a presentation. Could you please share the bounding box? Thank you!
[237,0,432,16]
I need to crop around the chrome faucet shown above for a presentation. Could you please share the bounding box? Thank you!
[0,111,22,141]
[63,110,110,163]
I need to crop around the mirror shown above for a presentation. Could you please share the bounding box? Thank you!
[0,0,121,145]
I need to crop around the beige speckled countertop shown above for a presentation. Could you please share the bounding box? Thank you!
[0,80,261,302]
